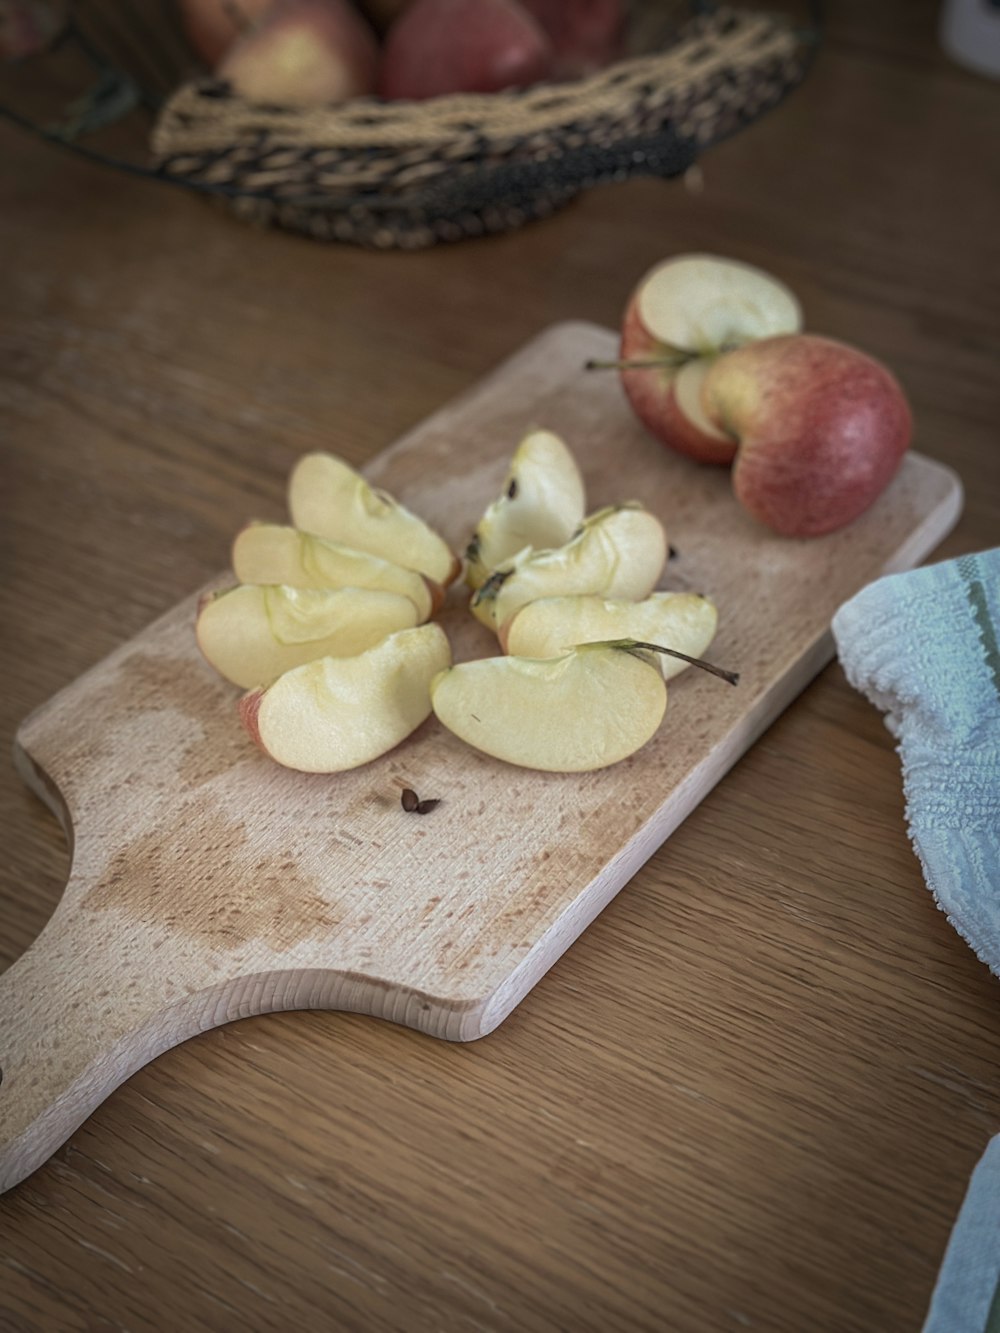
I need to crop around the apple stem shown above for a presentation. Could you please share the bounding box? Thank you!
[584,355,689,373]
[622,641,740,685]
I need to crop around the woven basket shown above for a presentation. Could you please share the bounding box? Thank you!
[150,5,809,250]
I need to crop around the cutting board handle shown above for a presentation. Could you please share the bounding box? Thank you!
[0,905,191,1194]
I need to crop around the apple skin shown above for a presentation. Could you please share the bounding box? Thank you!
[238,687,266,750]
[704,334,913,538]
[379,0,553,100]
[177,0,272,66]
[619,300,737,466]
[218,0,379,105]
[519,0,623,78]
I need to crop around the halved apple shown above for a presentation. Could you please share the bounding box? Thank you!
[232,523,439,621]
[470,503,667,631]
[617,253,802,464]
[500,591,717,678]
[197,584,421,689]
[464,428,586,590]
[239,623,451,773]
[431,642,667,772]
[288,452,460,587]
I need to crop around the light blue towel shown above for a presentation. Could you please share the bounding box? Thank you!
[832,548,1000,1333]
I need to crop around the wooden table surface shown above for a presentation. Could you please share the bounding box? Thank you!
[2,3,998,1329]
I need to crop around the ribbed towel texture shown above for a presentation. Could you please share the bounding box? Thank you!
[832,549,1000,1333]
[831,549,1000,974]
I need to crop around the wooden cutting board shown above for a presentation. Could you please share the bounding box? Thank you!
[0,322,962,1193]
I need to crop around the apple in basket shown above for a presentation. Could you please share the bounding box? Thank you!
[609,254,912,537]
[379,0,554,99]
[519,0,625,78]
[177,0,273,66]
[215,0,380,104]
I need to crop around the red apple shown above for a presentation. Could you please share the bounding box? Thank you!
[218,0,378,104]
[177,0,272,67]
[519,0,623,78]
[700,334,913,537]
[379,0,553,100]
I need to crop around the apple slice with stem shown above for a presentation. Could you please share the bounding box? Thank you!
[232,523,440,621]
[470,503,667,631]
[500,591,718,679]
[431,640,737,773]
[289,452,460,587]
[464,428,586,590]
[239,623,451,773]
[196,583,421,689]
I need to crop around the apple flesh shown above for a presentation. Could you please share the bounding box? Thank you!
[431,642,667,772]
[500,591,718,679]
[196,583,421,688]
[379,0,552,100]
[231,523,440,620]
[289,452,459,588]
[519,0,623,78]
[470,503,667,631]
[240,623,451,772]
[617,254,802,464]
[701,334,913,537]
[465,428,586,590]
[217,0,379,105]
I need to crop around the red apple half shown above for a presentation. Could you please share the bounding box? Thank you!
[617,253,802,465]
[698,334,913,537]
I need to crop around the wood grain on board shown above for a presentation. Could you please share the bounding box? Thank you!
[0,323,961,1195]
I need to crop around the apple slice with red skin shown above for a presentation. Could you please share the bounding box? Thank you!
[239,623,451,772]
[289,451,460,588]
[232,523,442,620]
[196,583,421,689]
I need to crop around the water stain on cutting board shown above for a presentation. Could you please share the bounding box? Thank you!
[85,797,338,953]
[32,646,254,790]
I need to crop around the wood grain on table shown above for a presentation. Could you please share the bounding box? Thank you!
[1,3,999,1330]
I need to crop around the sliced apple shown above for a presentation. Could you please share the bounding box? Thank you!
[196,583,421,689]
[239,623,451,773]
[500,591,718,679]
[232,523,439,621]
[470,503,667,631]
[635,253,801,357]
[464,428,586,590]
[431,642,667,772]
[288,452,460,587]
